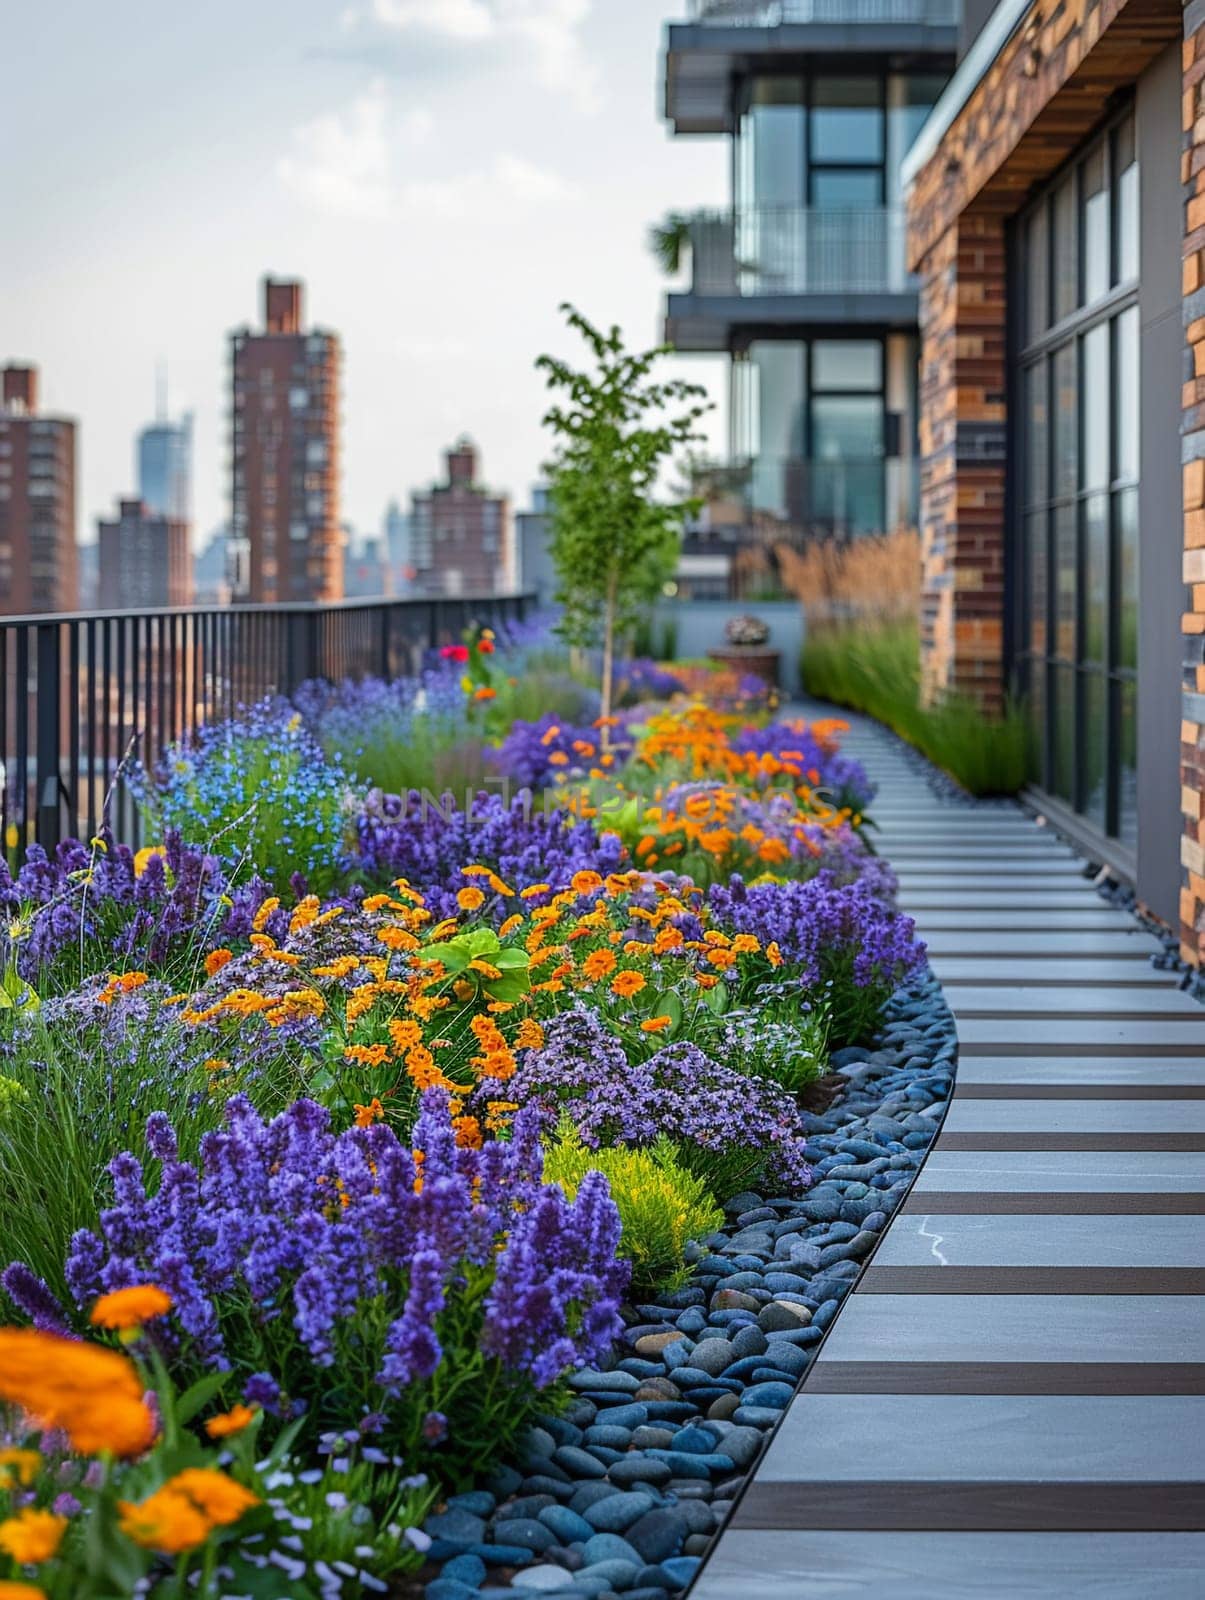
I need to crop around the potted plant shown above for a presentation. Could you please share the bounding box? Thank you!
[708,612,780,691]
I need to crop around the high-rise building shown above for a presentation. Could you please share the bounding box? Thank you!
[193,526,231,606]
[383,499,413,593]
[0,364,78,614]
[97,498,192,610]
[137,405,192,523]
[227,277,341,603]
[410,438,513,597]
[516,485,556,604]
[659,2,957,541]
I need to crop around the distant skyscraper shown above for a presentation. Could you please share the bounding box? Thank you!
[383,499,413,593]
[227,277,341,603]
[193,525,231,605]
[0,364,78,614]
[97,498,192,609]
[137,401,192,522]
[516,485,556,604]
[410,438,513,597]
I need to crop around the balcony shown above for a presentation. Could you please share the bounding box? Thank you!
[665,207,918,351]
[665,0,958,132]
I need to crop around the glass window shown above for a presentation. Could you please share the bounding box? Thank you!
[1115,115,1138,284]
[745,342,805,520]
[1054,344,1078,497]
[1117,679,1138,850]
[811,395,883,460]
[738,77,805,211]
[1054,503,1077,662]
[1081,144,1110,304]
[1083,494,1109,664]
[1053,175,1078,321]
[1026,658,1047,785]
[1117,487,1138,672]
[1025,362,1048,508]
[1026,511,1048,656]
[1027,204,1049,343]
[1082,671,1109,830]
[1082,324,1110,491]
[1115,306,1139,483]
[812,341,882,391]
[811,169,882,208]
[811,78,882,164]
[1051,664,1076,802]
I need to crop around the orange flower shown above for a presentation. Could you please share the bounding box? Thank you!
[457,887,486,912]
[520,883,551,899]
[610,969,646,999]
[204,1404,258,1439]
[353,1098,385,1127]
[640,1015,673,1034]
[344,1043,389,1069]
[581,949,617,982]
[765,941,783,968]
[0,1584,49,1599]
[453,1115,483,1148]
[473,686,497,701]
[540,725,561,746]
[388,1019,423,1055]
[477,637,496,654]
[0,1509,66,1564]
[116,1488,210,1554]
[514,1017,545,1050]
[204,948,233,977]
[90,1285,172,1331]
[0,1331,156,1459]
[168,1469,259,1526]
[570,871,604,895]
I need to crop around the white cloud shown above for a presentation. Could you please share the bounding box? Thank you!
[278,80,393,219]
[370,0,595,103]
[280,83,567,222]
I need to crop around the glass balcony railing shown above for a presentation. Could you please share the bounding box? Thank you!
[684,207,913,297]
[719,454,919,537]
[688,0,958,23]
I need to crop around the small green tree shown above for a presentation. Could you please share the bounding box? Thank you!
[536,304,711,737]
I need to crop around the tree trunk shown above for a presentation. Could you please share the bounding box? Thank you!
[600,567,618,753]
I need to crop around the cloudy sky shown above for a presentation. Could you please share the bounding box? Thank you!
[1,0,728,550]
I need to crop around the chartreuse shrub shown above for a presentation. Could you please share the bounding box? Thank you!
[802,621,1028,797]
[544,1127,723,1298]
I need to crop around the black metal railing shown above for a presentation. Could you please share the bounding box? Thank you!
[0,592,535,856]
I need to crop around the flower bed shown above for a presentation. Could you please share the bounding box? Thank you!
[0,625,932,1600]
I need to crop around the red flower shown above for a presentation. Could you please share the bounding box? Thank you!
[477,638,496,654]
[440,645,470,663]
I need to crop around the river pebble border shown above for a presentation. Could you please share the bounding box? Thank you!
[418,966,957,1600]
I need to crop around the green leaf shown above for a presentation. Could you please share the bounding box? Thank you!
[175,1368,231,1426]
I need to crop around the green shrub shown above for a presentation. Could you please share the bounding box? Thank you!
[543,1130,722,1298]
[801,621,1029,796]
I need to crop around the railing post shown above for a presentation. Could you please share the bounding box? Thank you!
[35,622,64,852]
[378,605,392,681]
[284,609,320,693]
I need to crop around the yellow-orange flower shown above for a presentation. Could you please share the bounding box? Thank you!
[204,1404,258,1439]
[0,1509,65,1564]
[610,969,646,999]
[0,1450,40,1489]
[766,941,783,968]
[0,1329,157,1459]
[520,883,551,899]
[0,1583,49,1598]
[117,1488,210,1554]
[457,887,486,912]
[514,1017,545,1050]
[353,1098,385,1128]
[90,1285,172,1331]
[640,1015,673,1033]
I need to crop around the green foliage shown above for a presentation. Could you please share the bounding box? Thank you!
[544,1128,722,1298]
[802,621,1029,797]
[536,304,711,726]
[721,1006,829,1094]
[647,212,693,275]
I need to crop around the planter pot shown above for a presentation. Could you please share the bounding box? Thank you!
[707,647,780,690]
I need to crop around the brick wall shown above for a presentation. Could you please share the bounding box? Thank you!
[909,0,1180,709]
[1180,0,1205,961]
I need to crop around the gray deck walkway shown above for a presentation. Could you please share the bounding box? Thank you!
[692,714,1205,1599]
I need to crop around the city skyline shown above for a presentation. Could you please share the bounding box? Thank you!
[1,0,728,559]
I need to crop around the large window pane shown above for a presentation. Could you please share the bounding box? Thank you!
[811,78,882,164]
[1052,665,1076,802]
[1054,343,1078,497]
[1117,486,1138,672]
[1116,306,1139,483]
[1053,175,1078,321]
[1026,659,1047,786]
[1026,511,1048,655]
[812,340,882,391]
[1027,204,1049,343]
[739,78,805,211]
[811,169,882,208]
[1117,678,1138,849]
[1081,144,1110,304]
[746,342,805,520]
[1115,115,1138,284]
[1054,502,1077,660]
[1082,324,1109,490]
[1081,670,1109,831]
[1025,361,1048,507]
[1083,494,1109,665]
[811,395,883,459]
